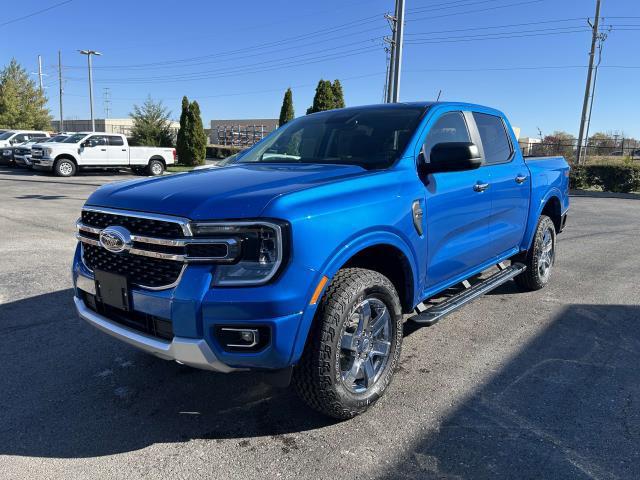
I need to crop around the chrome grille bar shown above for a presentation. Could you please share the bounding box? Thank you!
[76,221,238,263]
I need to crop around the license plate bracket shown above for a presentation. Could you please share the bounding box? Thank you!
[95,269,130,311]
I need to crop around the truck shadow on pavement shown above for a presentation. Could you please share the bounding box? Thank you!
[0,289,334,459]
[382,303,640,480]
[2,291,639,472]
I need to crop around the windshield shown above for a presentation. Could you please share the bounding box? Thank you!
[47,135,68,142]
[0,131,15,140]
[237,106,426,170]
[62,133,88,144]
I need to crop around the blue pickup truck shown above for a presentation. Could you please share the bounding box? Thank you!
[73,102,569,419]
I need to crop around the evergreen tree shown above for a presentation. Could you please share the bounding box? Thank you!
[0,58,51,129]
[176,96,190,163]
[306,79,335,114]
[129,96,174,147]
[278,88,294,126]
[184,100,207,166]
[331,80,345,109]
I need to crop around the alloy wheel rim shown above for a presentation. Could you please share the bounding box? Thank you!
[339,297,392,394]
[152,163,162,175]
[538,227,554,281]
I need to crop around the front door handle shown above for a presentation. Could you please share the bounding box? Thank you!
[122,149,126,151]
[473,182,490,192]
[515,175,528,184]
[100,148,107,151]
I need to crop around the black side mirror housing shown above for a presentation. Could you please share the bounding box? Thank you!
[419,142,482,175]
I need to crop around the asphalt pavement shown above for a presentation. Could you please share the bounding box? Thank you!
[0,167,638,480]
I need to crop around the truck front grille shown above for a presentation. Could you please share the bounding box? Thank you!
[76,208,238,290]
[82,243,184,288]
[81,210,185,238]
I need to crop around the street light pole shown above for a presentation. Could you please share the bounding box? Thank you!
[79,50,102,132]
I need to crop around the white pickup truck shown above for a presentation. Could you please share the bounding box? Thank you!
[30,132,176,177]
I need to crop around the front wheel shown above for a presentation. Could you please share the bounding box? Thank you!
[514,215,556,291]
[147,159,164,176]
[54,158,77,177]
[293,268,403,419]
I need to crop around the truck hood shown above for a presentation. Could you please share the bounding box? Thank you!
[86,163,368,220]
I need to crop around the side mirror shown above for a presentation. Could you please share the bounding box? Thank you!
[419,142,482,175]
[80,142,88,148]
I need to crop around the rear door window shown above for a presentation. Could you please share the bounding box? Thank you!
[472,112,513,164]
[107,136,124,146]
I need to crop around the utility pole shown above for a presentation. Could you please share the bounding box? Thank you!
[576,0,602,164]
[103,87,111,118]
[384,3,398,104]
[79,49,102,132]
[58,51,64,132]
[583,29,609,160]
[391,0,405,103]
[37,55,44,91]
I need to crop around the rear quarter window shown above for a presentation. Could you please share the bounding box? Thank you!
[473,112,513,164]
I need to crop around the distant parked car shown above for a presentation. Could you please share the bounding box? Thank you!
[31,132,176,176]
[14,135,72,168]
[0,130,50,148]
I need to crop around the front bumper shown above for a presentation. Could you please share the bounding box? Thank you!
[74,295,237,372]
[14,155,32,167]
[72,243,319,372]
[31,157,53,169]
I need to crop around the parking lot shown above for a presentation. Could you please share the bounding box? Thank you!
[0,166,638,480]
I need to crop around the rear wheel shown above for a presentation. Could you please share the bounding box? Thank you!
[293,268,403,419]
[54,158,76,177]
[147,159,164,176]
[514,215,556,291]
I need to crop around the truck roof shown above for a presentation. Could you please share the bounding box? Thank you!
[308,101,504,116]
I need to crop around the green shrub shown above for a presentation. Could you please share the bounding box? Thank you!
[570,162,640,193]
[569,165,589,189]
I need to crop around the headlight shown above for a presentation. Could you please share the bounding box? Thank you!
[190,220,288,286]
[44,147,53,155]
[2,150,10,156]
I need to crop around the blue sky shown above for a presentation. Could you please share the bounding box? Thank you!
[2,0,639,138]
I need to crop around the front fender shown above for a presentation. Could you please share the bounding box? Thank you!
[288,228,418,365]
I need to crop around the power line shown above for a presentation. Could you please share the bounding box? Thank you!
[69,44,383,85]
[405,27,591,44]
[0,0,72,27]
[404,17,587,36]
[406,0,545,23]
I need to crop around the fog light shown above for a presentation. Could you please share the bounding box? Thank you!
[221,328,259,348]
[215,325,270,352]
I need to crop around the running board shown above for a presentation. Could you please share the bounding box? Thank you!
[409,263,526,326]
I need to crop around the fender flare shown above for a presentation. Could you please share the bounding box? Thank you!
[521,187,563,251]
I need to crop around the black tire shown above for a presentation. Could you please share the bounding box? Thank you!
[514,215,556,291]
[147,159,164,176]
[293,268,403,419]
[54,158,77,177]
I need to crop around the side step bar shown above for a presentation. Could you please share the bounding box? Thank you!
[409,262,526,326]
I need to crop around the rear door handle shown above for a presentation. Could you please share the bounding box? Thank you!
[122,149,126,151]
[473,182,490,192]
[515,175,528,184]
[100,148,107,151]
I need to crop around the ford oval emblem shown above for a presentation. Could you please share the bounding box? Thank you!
[99,226,132,254]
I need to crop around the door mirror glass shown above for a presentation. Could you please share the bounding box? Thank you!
[420,142,482,174]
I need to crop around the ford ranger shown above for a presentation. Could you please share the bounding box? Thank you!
[31,132,175,176]
[72,102,569,419]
